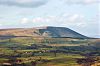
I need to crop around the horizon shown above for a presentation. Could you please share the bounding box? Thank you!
[0,0,100,38]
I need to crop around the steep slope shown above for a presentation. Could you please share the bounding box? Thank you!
[39,26,87,38]
[0,26,88,38]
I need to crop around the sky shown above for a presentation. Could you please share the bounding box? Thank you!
[0,0,100,38]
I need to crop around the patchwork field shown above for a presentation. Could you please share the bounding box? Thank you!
[0,37,100,66]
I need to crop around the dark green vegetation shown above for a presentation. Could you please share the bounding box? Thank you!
[0,37,100,66]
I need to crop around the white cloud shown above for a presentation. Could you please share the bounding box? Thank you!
[32,16,59,24]
[67,14,84,22]
[20,13,98,28]
[69,14,79,21]
[31,14,86,27]
[20,18,29,24]
[32,17,46,23]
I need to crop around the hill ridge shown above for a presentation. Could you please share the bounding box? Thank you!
[0,26,88,38]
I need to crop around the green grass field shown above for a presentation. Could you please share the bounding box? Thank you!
[16,53,83,66]
[0,38,99,66]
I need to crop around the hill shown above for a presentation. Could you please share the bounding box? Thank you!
[0,26,88,38]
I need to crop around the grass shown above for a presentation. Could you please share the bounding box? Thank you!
[0,58,9,63]
[16,53,84,66]
[0,38,99,66]
[0,48,15,55]
[35,53,82,66]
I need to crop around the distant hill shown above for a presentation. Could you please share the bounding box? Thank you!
[0,26,88,38]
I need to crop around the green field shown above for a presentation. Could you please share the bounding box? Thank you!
[0,37,100,66]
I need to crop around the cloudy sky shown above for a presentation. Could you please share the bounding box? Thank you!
[0,0,100,38]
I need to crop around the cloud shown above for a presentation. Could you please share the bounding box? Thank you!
[31,14,86,27]
[32,16,58,23]
[65,0,100,5]
[20,18,30,24]
[32,16,59,26]
[32,17,46,22]
[0,0,48,8]
[61,14,87,27]
[67,14,84,22]
[19,13,98,28]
